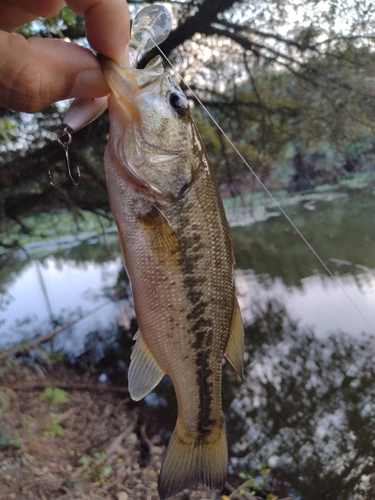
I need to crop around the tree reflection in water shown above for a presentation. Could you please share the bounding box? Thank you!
[6,258,375,499]
[70,299,375,499]
[226,300,375,499]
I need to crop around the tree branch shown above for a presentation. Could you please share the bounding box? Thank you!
[142,0,239,64]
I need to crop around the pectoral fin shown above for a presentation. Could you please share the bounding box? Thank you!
[224,296,244,380]
[139,204,181,267]
[128,331,165,401]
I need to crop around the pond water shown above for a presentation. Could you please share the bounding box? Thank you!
[1,188,375,499]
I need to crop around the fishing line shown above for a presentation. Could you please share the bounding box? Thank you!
[152,40,375,335]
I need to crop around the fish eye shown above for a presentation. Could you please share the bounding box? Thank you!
[169,92,188,115]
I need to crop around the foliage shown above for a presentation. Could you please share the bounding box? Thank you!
[1,0,375,241]
[48,349,65,364]
[233,463,277,498]
[39,388,68,438]
[42,412,65,438]
[222,463,292,498]
[0,428,21,450]
[338,171,375,189]
[79,452,113,484]
[227,300,375,499]
[39,387,68,407]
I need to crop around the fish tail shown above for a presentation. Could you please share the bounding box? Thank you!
[158,417,228,499]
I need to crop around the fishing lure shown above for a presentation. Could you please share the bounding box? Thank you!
[50,5,172,186]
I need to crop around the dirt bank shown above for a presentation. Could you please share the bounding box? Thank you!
[0,360,289,500]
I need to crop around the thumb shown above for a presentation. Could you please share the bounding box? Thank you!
[0,31,110,113]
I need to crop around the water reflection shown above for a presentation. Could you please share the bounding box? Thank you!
[231,191,375,287]
[1,190,375,498]
[235,268,375,337]
[1,190,374,349]
[78,300,375,499]
[0,232,134,354]
[227,300,375,500]
[230,189,375,337]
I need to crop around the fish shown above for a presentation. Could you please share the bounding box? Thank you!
[99,54,244,500]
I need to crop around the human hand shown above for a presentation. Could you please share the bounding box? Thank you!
[0,0,130,113]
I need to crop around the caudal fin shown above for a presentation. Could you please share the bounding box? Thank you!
[158,417,228,500]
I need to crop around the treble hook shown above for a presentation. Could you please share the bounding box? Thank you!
[48,127,81,187]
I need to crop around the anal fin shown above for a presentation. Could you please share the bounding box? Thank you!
[128,331,165,401]
[224,296,244,380]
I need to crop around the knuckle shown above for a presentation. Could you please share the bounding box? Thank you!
[1,35,50,112]
[12,63,46,113]
[27,0,66,20]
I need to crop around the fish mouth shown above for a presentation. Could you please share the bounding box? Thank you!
[98,54,139,124]
[98,54,175,157]
[99,55,182,200]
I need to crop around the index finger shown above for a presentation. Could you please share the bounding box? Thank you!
[67,0,130,65]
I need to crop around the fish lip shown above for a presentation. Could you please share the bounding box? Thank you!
[97,54,122,82]
[98,54,138,121]
[97,54,135,83]
[97,54,125,75]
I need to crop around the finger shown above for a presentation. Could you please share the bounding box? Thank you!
[0,0,65,32]
[0,31,110,113]
[67,0,130,65]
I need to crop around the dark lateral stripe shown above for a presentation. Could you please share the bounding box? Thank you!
[192,324,212,350]
[183,275,206,288]
[187,301,208,322]
[192,317,213,331]
[177,203,218,439]
[196,349,215,436]
[186,289,204,305]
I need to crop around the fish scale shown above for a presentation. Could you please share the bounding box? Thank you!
[100,53,244,499]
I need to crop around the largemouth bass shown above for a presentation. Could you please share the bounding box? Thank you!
[99,54,244,499]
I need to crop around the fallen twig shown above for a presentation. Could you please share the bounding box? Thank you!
[0,322,75,361]
[140,422,154,453]
[0,300,115,361]
[105,420,137,458]
[21,476,63,491]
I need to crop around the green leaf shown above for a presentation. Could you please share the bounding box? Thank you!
[79,455,92,466]
[39,387,68,406]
